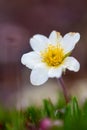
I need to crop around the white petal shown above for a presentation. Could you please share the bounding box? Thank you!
[30,34,50,52]
[63,56,80,72]
[48,67,63,78]
[49,31,62,45]
[21,52,41,69]
[61,32,80,54]
[30,67,48,86]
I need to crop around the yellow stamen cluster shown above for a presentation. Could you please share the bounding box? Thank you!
[41,44,64,67]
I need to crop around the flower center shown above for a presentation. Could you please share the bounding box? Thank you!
[41,44,65,67]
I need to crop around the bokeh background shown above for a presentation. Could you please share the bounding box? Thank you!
[0,0,87,108]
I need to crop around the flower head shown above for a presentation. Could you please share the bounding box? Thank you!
[21,31,80,85]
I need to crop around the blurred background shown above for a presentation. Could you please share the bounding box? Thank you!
[0,0,87,108]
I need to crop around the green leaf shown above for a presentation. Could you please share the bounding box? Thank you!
[0,106,10,122]
[25,106,42,124]
[6,110,25,130]
[64,97,81,130]
[43,99,55,119]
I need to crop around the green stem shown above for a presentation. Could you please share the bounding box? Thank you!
[58,77,69,103]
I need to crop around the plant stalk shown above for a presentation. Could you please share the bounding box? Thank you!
[58,77,69,103]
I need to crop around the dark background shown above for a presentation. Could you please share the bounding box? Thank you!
[0,0,87,108]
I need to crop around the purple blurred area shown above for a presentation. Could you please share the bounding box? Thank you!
[0,0,87,107]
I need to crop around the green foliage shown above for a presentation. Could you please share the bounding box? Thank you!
[42,99,56,119]
[64,97,81,130]
[0,97,87,130]
[6,110,25,130]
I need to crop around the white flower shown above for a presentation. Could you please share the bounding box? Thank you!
[21,31,80,86]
